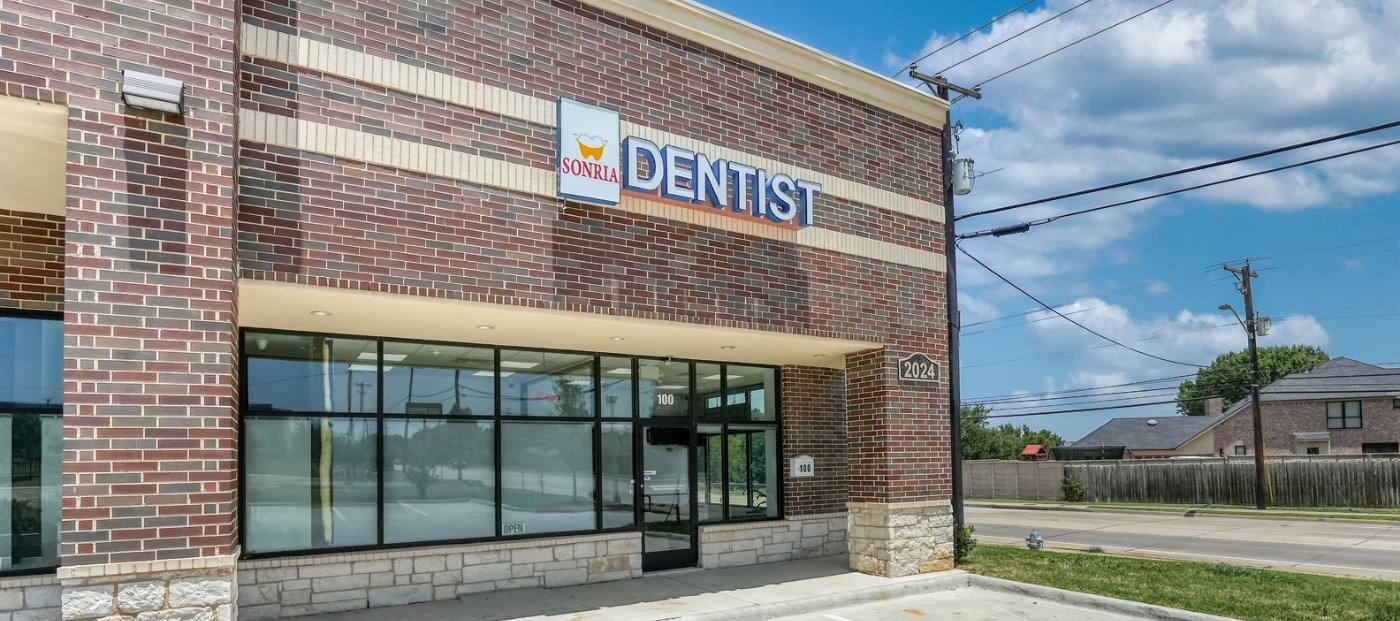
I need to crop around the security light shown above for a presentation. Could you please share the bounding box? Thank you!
[121,70,185,115]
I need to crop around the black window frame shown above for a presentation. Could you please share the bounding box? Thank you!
[0,309,64,577]
[1325,400,1362,430]
[238,328,783,560]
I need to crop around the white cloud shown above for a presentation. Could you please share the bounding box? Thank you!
[1145,280,1172,295]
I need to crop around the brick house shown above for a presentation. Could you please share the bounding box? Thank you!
[0,0,958,618]
[1214,358,1400,456]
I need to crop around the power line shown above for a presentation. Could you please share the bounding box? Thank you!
[935,0,1095,76]
[958,136,1400,239]
[963,373,1195,403]
[955,119,1400,223]
[895,0,1040,78]
[962,276,1235,337]
[975,0,1175,88]
[983,396,1205,419]
[957,241,1205,368]
[979,384,1400,412]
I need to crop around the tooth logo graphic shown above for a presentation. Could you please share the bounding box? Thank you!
[557,98,621,206]
[575,134,607,161]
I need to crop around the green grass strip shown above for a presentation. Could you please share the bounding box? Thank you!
[964,545,1400,621]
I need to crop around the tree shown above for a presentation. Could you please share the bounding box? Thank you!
[1176,345,1329,416]
[960,404,1065,461]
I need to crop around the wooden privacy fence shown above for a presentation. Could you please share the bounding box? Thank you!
[1065,457,1400,508]
[963,460,1065,501]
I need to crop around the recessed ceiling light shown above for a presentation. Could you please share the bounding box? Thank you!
[610,336,625,341]
[310,310,331,316]
[720,345,735,350]
[477,324,494,330]
[813,353,829,358]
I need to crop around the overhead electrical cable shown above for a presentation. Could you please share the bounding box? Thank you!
[956,119,1400,223]
[958,242,1205,368]
[974,0,1175,88]
[982,396,1211,419]
[962,373,1195,403]
[934,0,1096,76]
[894,0,1040,78]
[958,136,1400,239]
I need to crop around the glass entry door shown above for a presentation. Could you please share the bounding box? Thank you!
[640,425,696,571]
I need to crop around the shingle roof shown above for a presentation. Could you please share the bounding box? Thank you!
[1072,415,1224,451]
[1260,357,1400,401]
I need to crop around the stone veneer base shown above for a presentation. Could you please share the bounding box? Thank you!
[698,513,848,569]
[847,500,954,577]
[235,532,641,619]
[0,573,61,621]
[57,553,238,621]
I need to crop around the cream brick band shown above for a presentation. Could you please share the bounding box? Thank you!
[240,24,945,225]
[240,109,947,273]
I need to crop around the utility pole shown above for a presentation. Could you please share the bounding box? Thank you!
[909,68,981,534]
[1225,259,1267,510]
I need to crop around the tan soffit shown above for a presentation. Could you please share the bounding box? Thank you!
[239,279,877,369]
[0,97,67,217]
[239,24,944,224]
[579,0,947,128]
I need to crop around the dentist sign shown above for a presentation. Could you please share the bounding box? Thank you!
[557,98,822,227]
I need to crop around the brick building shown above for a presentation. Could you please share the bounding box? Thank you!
[1214,358,1400,457]
[0,0,955,618]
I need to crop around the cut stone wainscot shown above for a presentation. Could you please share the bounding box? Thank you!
[847,500,954,577]
[236,531,641,619]
[0,572,62,621]
[698,513,847,569]
[56,553,237,621]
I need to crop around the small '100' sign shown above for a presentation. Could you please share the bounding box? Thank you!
[898,353,941,383]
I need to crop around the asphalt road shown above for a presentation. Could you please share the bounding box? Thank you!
[968,505,1400,581]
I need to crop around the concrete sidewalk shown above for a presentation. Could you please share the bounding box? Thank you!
[303,555,1233,621]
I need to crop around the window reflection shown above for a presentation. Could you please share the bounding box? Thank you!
[500,421,595,535]
[640,359,690,418]
[499,351,594,417]
[245,333,379,414]
[600,357,633,419]
[384,419,495,543]
[1,315,63,575]
[244,417,378,554]
[726,366,776,421]
[383,342,494,416]
[601,422,634,528]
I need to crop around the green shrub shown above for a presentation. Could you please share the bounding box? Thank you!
[1061,476,1086,502]
[954,523,978,563]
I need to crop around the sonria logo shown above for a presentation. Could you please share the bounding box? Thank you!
[564,132,619,182]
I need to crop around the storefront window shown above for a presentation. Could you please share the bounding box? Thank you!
[725,366,776,421]
[243,417,379,554]
[500,350,594,417]
[640,359,690,418]
[245,333,379,414]
[383,342,494,416]
[1,314,63,575]
[241,331,782,556]
[500,421,595,535]
[384,419,495,543]
[601,423,634,528]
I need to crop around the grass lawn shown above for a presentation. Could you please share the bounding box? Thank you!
[963,544,1400,621]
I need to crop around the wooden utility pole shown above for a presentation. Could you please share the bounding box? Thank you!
[1225,259,1267,510]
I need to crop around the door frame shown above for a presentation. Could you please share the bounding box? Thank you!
[637,420,698,572]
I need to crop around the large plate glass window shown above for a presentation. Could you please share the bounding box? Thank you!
[383,342,494,416]
[640,359,690,418]
[500,350,595,417]
[0,314,62,575]
[501,421,595,535]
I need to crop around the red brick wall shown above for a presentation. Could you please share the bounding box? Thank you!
[1,0,242,565]
[781,366,848,515]
[1214,398,1400,455]
[0,209,64,313]
[235,0,952,511]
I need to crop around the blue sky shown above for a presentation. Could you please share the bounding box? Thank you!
[701,0,1400,440]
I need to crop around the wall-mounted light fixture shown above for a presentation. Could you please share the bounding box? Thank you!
[121,70,185,115]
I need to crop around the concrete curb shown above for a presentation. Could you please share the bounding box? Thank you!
[657,570,972,621]
[969,575,1239,621]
